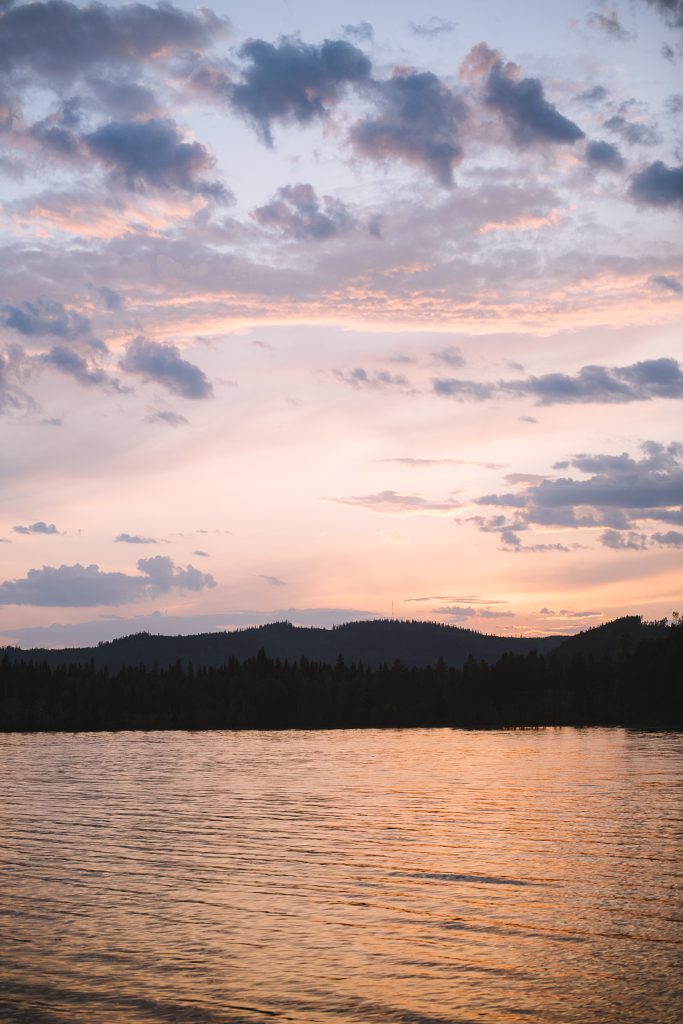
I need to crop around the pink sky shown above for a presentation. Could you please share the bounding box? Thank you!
[0,0,681,646]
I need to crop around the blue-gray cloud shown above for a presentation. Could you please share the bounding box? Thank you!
[40,346,115,388]
[341,22,374,43]
[258,574,286,587]
[115,533,157,544]
[466,441,683,550]
[629,161,683,207]
[3,607,379,647]
[651,274,683,292]
[652,529,683,546]
[2,298,91,341]
[585,138,625,170]
[433,357,683,404]
[0,1,228,85]
[350,69,467,186]
[589,9,634,40]
[253,183,353,240]
[13,521,59,535]
[85,117,227,196]
[410,17,457,38]
[145,409,190,427]
[333,367,414,392]
[604,114,660,146]
[121,337,213,399]
[0,556,215,606]
[231,37,371,146]
[465,43,584,146]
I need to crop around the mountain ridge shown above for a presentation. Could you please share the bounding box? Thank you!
[2,614,667,672]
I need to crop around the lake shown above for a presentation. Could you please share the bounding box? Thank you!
[1,728,681,1023]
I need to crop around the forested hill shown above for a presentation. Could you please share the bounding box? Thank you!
[2,615,669,672]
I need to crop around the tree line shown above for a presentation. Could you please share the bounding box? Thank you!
[1,619,680,732]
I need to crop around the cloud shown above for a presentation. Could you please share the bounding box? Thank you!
[115,533,157,544]
[629,161,683,207]
[3,607,379,646]
[588,8,634,40]
[350,68,467,186]
[86,76,161,119]
[258,574,286,587]
[0,1,228,85]
[327,490,461,514]
[600,529,648,549]
[145,409,189,427]
[85,118,226,197]
[465,441,683,549]
[0,556,215,606]
[13,521,59,535]
[585,138,625,170]
[121,337,212,399]
[40,346,116,388]
[603,114,660,146]
[433,357,683,404]
[341,22,374,43]
[2,298,91,341]
[575,85,609,104]
[652,529,683,546]
[435,604,514,620]
[463,43,584,147]
[253,183,353,240]
[433,345,465,367]
[193,549,209,557]
[651,274,683,292]
[642,1,683,30]
[409,17,457,38]
[230,36,371,145]
[333,367,414,392]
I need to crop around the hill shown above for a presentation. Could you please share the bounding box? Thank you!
[3,614,670,673]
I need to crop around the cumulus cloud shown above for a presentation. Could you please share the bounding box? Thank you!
[2,298,92,342]
[350,68,467,186]
[40,346,116,388]
[13,521,59,535]
[433,345,465,367]
[433,357,683,404]
[575,85,609,104]
[629,161,683,207]
[585,138,625,169]
[253,183,353,240]
[115,533,157,544]
[0,1,227,85]
[652,529,683,546]
[465,441,683,549]
[85,118,227,197]
[230,36,371,145]
[462,43,584,147]
[333,367,414,392]
[327,490,461,514]
[121,337,212,399]
[0,556,215,606]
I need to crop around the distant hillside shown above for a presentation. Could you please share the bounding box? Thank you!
[5,618,564,671]
[3,614,669,674]
[554,615,669,661]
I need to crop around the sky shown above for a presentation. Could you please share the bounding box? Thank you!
[0,0,682,647]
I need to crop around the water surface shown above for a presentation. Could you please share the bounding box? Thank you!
[1,728,681,1023]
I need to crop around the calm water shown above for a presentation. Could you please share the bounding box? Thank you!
[1,728,681,1024]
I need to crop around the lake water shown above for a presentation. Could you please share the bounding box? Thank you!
[1,728,681,1023]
